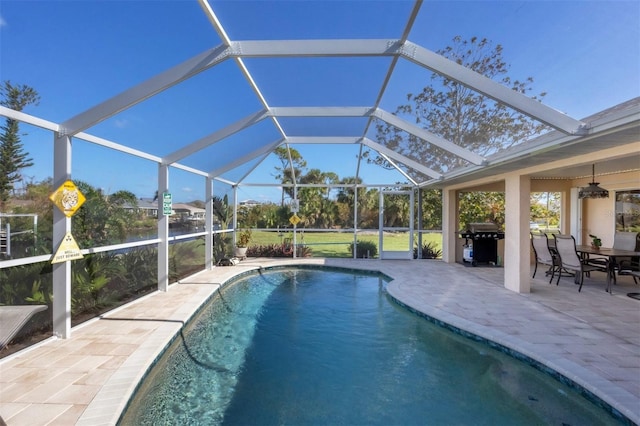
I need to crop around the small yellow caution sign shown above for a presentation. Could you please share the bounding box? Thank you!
[49,180,86,217]
[51,232,84,264]
[289,213,301,226]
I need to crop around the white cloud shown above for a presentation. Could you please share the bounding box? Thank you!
[182,187,193,193]
[0,15,7,28]
[114,119,128,128]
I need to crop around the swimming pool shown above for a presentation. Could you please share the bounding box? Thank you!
[119,267,621,425]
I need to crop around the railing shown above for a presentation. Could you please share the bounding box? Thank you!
[0,227,234,356]
[0,225,442,355]
[0,225,7,257]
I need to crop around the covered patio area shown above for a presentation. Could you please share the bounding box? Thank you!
[0,258,638,425]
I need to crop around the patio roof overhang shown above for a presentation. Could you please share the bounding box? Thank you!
[427,97,640,189]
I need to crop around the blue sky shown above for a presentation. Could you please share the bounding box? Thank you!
[0,0,638,203]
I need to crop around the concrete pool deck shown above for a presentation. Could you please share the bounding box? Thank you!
[0,258,639,425]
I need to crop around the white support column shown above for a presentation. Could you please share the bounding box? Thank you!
[205,177,214,270]
[232,186,238,246]
[353,184,358,259]
[292,186,297,259]
[378,190,384,257]
[504,174,531,293]
[409,190,414,256]
[417,188,423,259]
[52,133,72,338]
[158,164,170,292]
[569,188,582,243]
[442,188,457,263]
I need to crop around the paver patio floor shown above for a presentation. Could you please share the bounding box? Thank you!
[1,258,639,425]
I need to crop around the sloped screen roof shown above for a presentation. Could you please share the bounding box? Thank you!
[1,0,638,201]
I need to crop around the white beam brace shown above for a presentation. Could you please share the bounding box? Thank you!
[285,136,361,144]
[209,138,283,177]
[362,137,442,179]
[231,39,401,57]
[197,1,289,164]
[75,131,162,163]
[163,110,270,164]
[269,106,374,117]
[401,41,588,134]
[379,152,418,186]
[170,163,210,178]
[236,142,283,184]
[373,108,486,165]
[60,44,232,136]
[213,176,236,186]
[198,0,232,45]
[365,0,423,137]
[0,106,59,132]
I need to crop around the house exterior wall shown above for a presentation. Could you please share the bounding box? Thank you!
[441,144,639,293]
[579,170,640,247]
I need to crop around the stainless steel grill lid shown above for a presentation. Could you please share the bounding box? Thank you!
[467,223,500,233]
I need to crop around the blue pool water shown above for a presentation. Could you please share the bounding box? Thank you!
[119,267,621,425]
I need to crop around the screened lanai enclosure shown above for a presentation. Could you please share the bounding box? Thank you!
[0,0,638,343]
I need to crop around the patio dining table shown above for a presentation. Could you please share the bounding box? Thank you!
[576,245,640,293]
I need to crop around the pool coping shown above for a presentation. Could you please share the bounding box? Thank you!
[380,262,640,426]
[385,284,636,424]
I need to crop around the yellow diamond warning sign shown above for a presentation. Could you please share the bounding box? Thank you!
[51,232,84,264]
[289,213,301,226]
[49,180,86,217]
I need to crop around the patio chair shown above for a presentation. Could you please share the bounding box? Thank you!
[0,305,48,350]
[552,234,609,292]
[530,232,561,283]
[589,232,639,285]
[618,257,640,285]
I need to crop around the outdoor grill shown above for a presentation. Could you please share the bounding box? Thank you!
[459,223,505,266]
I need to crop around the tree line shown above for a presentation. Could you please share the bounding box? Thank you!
[0,81,39,211]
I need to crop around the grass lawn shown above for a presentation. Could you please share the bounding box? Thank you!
[249,230,442,258]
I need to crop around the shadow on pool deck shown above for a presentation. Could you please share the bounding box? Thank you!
[0,258,638,425]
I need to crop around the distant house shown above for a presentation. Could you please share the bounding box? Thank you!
[123,200,207,222]
[123,198,158,218]
[171,203,206,224]
[239,199,261,208]
[172,203,205,217]
[137,198,159,217]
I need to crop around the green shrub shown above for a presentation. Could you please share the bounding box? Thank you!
[71,253,123,315]
[169,239,205,281]
[413,241,442,259]
[348,240,377,258]
[117,246,158,295]
[295,245,313,257]
[236,228,252,248]
[247,243,312,258]
[0,262,52,306]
